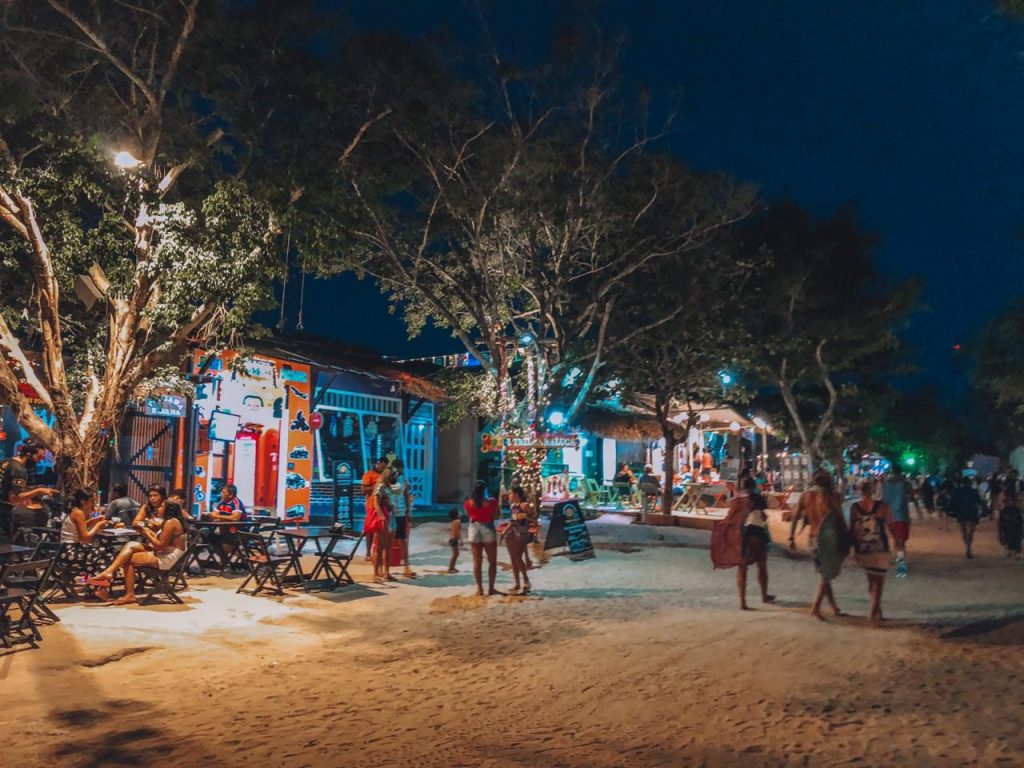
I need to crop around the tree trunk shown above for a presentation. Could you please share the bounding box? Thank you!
[661,426,677,517]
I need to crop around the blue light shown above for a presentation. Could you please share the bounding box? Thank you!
[548,410,565,427]
[719,372,733,386]
[519,333,534,345]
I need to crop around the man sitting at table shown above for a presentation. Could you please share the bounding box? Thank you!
[637,465,662,496]
[104,483,140,527]
[208,484,246,568]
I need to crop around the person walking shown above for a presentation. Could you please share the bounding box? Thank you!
[917,475,936,519]
[850,481,893,628]
[790,469,849,621]
[882,466,912,577]
[713,477,775,610]
[950,475,983,559]
[997,489,1023,558]
[464,480,500,597]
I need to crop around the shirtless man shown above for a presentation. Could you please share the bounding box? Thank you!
[790,468,848,621]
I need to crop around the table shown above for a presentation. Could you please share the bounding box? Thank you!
[96,528,141,541]
[305,529,364,590]
[274,528,327,587]
[0,544,33,562]
[193,520,255,572]
[674,483,708,514]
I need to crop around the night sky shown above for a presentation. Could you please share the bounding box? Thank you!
[277,1,1024,395]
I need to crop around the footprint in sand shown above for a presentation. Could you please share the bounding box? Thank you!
[429,595,490,614]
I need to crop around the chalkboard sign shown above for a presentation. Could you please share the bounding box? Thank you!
[544,499,594,562]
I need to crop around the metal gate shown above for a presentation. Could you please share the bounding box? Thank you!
[110,410,180,503]
[403,404,434,505]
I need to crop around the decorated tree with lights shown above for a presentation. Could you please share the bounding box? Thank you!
[328,22,754,491]
[0,1,311,489]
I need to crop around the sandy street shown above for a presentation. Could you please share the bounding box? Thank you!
[2,512,1023,768]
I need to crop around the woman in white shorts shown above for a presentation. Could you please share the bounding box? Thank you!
[89,502,187,604]
[463,481,500,596]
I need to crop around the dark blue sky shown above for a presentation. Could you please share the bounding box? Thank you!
[283,1,1024,391]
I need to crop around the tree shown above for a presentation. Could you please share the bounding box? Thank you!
[605,237,759,514]
[327,23,755,433]
[736,202,917,468]
[0,1,292,489]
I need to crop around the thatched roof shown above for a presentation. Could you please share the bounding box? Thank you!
[576,406,686,442]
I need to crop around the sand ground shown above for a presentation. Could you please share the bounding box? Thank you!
[2,512,1023,768]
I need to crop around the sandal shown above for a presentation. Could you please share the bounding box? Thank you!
[111,596,136,606]
[86,575,112,586]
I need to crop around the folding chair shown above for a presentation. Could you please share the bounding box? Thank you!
[135,540,196,605]
[236,531,294,596]
[0,559,48,648]
[307,528,364,589]
[35,542,81,603]
[3,550,60,624]
[584,479,609,505]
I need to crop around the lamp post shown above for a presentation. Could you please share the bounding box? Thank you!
[753,417,769,473]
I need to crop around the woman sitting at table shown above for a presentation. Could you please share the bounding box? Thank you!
[59,488,110,596]
[131,484,167,530]
[612,463,636,485]
[88,502,187,605]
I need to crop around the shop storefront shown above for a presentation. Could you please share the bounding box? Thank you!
[108,337,442,522]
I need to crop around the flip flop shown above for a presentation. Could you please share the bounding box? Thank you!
[111,596,136,606]
[86,575,112,586]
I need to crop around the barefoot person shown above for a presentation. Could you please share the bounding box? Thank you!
[712,477,774,609]
[503,486,533,594]
[361,457,388,560]
[447,508,462,573]
[371,468,398,583]
[390,460,416,579]
[59,488,110,597]
[790,469,849,621]
[850,480,893,628]
[88,502,187,604]
[464,480,500,596]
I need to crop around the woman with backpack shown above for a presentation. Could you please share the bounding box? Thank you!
[850,480,893,628]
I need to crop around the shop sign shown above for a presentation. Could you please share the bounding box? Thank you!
[481,431,580,452]
[543,499,595,561]
[144,394,187,419]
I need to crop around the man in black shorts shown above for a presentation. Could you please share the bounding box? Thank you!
[390,460,416,579]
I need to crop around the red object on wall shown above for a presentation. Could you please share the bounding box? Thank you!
[309,411,323,431]
[255,428,279,508]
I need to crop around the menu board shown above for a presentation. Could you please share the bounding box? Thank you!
[544,499,595,562]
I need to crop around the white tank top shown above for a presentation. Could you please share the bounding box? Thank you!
[59,512,81,544]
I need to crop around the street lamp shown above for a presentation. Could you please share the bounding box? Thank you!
[114,150,143,169]
[752,417,770,471]
[547,410,565,428]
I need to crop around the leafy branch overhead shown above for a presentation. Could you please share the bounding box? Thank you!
[0,1,291,488]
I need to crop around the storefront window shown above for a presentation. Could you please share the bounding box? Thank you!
[363,414,402,463]
[317,410,364,479]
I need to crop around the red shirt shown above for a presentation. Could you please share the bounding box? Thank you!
[362,470,382,514]
[464,498,499,524]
